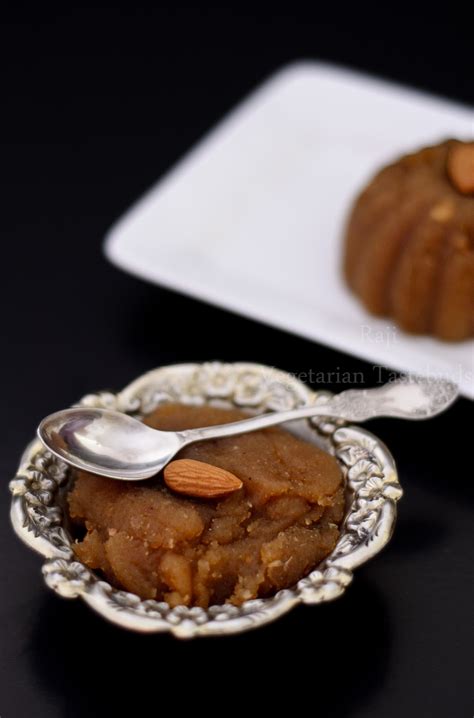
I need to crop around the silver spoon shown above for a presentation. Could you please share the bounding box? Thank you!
[38,376,457,481]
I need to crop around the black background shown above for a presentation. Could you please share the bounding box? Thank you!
[0,8,473,718]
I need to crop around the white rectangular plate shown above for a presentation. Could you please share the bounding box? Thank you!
[105,62,474,398]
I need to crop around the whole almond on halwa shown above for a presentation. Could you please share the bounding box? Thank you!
[447,142,474,195]
[164,458,243,498]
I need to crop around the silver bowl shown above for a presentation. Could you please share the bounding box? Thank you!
[10,362,402,637]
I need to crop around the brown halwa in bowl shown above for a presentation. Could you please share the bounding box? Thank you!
[68,403,345,608]
[10,363,402,637]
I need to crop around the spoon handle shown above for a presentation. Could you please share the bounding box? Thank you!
[179,377,457,444]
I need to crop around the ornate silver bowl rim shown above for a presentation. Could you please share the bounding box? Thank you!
[10,362,402,638]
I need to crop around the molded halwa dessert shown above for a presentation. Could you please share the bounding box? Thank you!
[68,404,344,608]
[343,139,474,341]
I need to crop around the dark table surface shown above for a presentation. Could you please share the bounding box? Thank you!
[0,9,473,718]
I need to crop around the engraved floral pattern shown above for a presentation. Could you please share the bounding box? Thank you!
[43,558,93,597]
[10,362,402,637]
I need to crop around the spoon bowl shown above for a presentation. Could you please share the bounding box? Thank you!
[38,408,184,480]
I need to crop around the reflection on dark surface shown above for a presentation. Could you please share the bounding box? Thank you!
[27,576,391,717]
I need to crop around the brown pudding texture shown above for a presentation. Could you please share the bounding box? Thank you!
[68,404,344,608]
[343,140,474,341]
